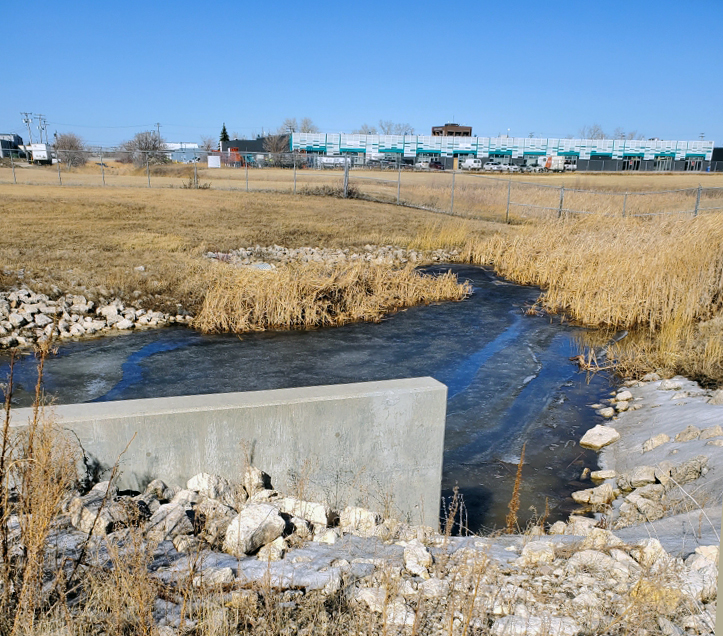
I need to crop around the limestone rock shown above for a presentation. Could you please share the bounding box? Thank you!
[597,407,616,419]
[548,521,567,535]
[625,491,664,522]
[196,498,237,547]
[257,536,286,561]
[669,455,708,484]
[518,541,555,565]
[419,577,449,598]
[491,615,580,636]
[340,506,381,536]
[590,469,616,480]
[699,424,723,439]
[243,465,270,496]
[630,538,668,568]
[615,389,633,402]
[629,465,657,488]
[571,483,614,506]
[114,318,134,330]
[660,379,682,391]
[674,425,700,442]
[186,473,240,508]
[707,389,723,405]
[68,492,128,536]
[641,372,661,382]
[579,425,620,450]
[223,503,285,557]
[642,433,670,452]
[403,538,433,579]
[277,497,332,526]
[146,503,195,541]
[564,516,597,536]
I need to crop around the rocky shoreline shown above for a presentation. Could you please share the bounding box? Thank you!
[0,245,462,351]
[24,453,717,636]
[568,375,723,534]
[0,286,192,350]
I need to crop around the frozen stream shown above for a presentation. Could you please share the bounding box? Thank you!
[0,265,609,531]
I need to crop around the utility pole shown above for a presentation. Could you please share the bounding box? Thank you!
[21,112,34,144]
[155,122,161,140]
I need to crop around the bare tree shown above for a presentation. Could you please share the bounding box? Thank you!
[378,120,414,135]
[200,136,217,152]
[578,124,607,139]
[614,127,646,140]
[353,123,378,134]
[281,118,298,133]
[118,131,168,167]
[54,132,87,167]
[299,117,319,133]
[263,133,290,155]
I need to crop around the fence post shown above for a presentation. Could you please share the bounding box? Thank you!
[694,184,701,216]
[194,160,198,189]
[622,192,628,217]
[293,155,297,194]
[343,156,350,198]
[10,153,16,184]
[558,186,564,218]
[505,178,511,224]
[245,157,249,192]
[397,162,401,204]
[146,156,151,188]
[57,154,62,186]
[450,169,456,215]
[99,149,106,186]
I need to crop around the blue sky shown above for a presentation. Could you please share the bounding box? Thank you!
[3,1,721,146]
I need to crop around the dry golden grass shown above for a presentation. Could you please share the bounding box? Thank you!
[466,214,723,383]
[0,185,496,316]
[194,262,470,334]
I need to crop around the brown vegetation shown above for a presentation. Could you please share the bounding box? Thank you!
[466,214,723,383]
[195,263,470,334]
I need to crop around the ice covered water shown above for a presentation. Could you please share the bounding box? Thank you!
[0,265,606,531]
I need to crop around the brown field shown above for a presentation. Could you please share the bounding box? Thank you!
[2,163,722,223]
[1,172,722,384]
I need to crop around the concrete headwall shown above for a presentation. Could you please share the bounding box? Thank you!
[9,378,447,527]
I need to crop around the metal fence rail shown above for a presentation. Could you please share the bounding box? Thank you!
[1,148,722,224]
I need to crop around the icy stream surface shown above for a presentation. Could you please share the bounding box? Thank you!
[1,265,610,531]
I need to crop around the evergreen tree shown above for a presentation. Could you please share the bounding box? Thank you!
[220,123,230,143]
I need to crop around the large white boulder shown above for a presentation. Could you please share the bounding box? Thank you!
[223,504,286,557]
[579,425,620,450]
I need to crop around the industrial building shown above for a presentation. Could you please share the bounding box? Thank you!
[291,133,717,171]
[0,134,24,159]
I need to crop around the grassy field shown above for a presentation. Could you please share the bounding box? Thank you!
[1,173,722,383]
[0,185,494,315]
[2,163,722,223]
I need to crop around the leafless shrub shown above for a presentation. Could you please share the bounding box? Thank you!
[54,132,87,167]
[118,131,169,167]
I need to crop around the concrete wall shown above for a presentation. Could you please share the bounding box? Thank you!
[9,378,447,527]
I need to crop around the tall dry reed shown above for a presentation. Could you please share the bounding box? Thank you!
[194,262,471,334]
[467,214,723,382]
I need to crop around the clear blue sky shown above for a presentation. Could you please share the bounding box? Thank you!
[3,1,721,146]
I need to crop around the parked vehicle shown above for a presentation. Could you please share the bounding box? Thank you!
[460,158,483,171]
[500,163,520,173]
[483,161,504,171]
[429,160,445,170]
[521,163,544,173]
[415,160,430,170]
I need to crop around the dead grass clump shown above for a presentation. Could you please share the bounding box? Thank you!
[194,262,471,334]
[468,214,723,382]
[299,181,362,199]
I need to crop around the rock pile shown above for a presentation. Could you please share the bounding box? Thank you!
[575,376,722,530]
[47,465,719,635]
[0,287,192,349]
[205,244,461,268]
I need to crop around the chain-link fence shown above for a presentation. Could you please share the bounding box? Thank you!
[1,149,722,223]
